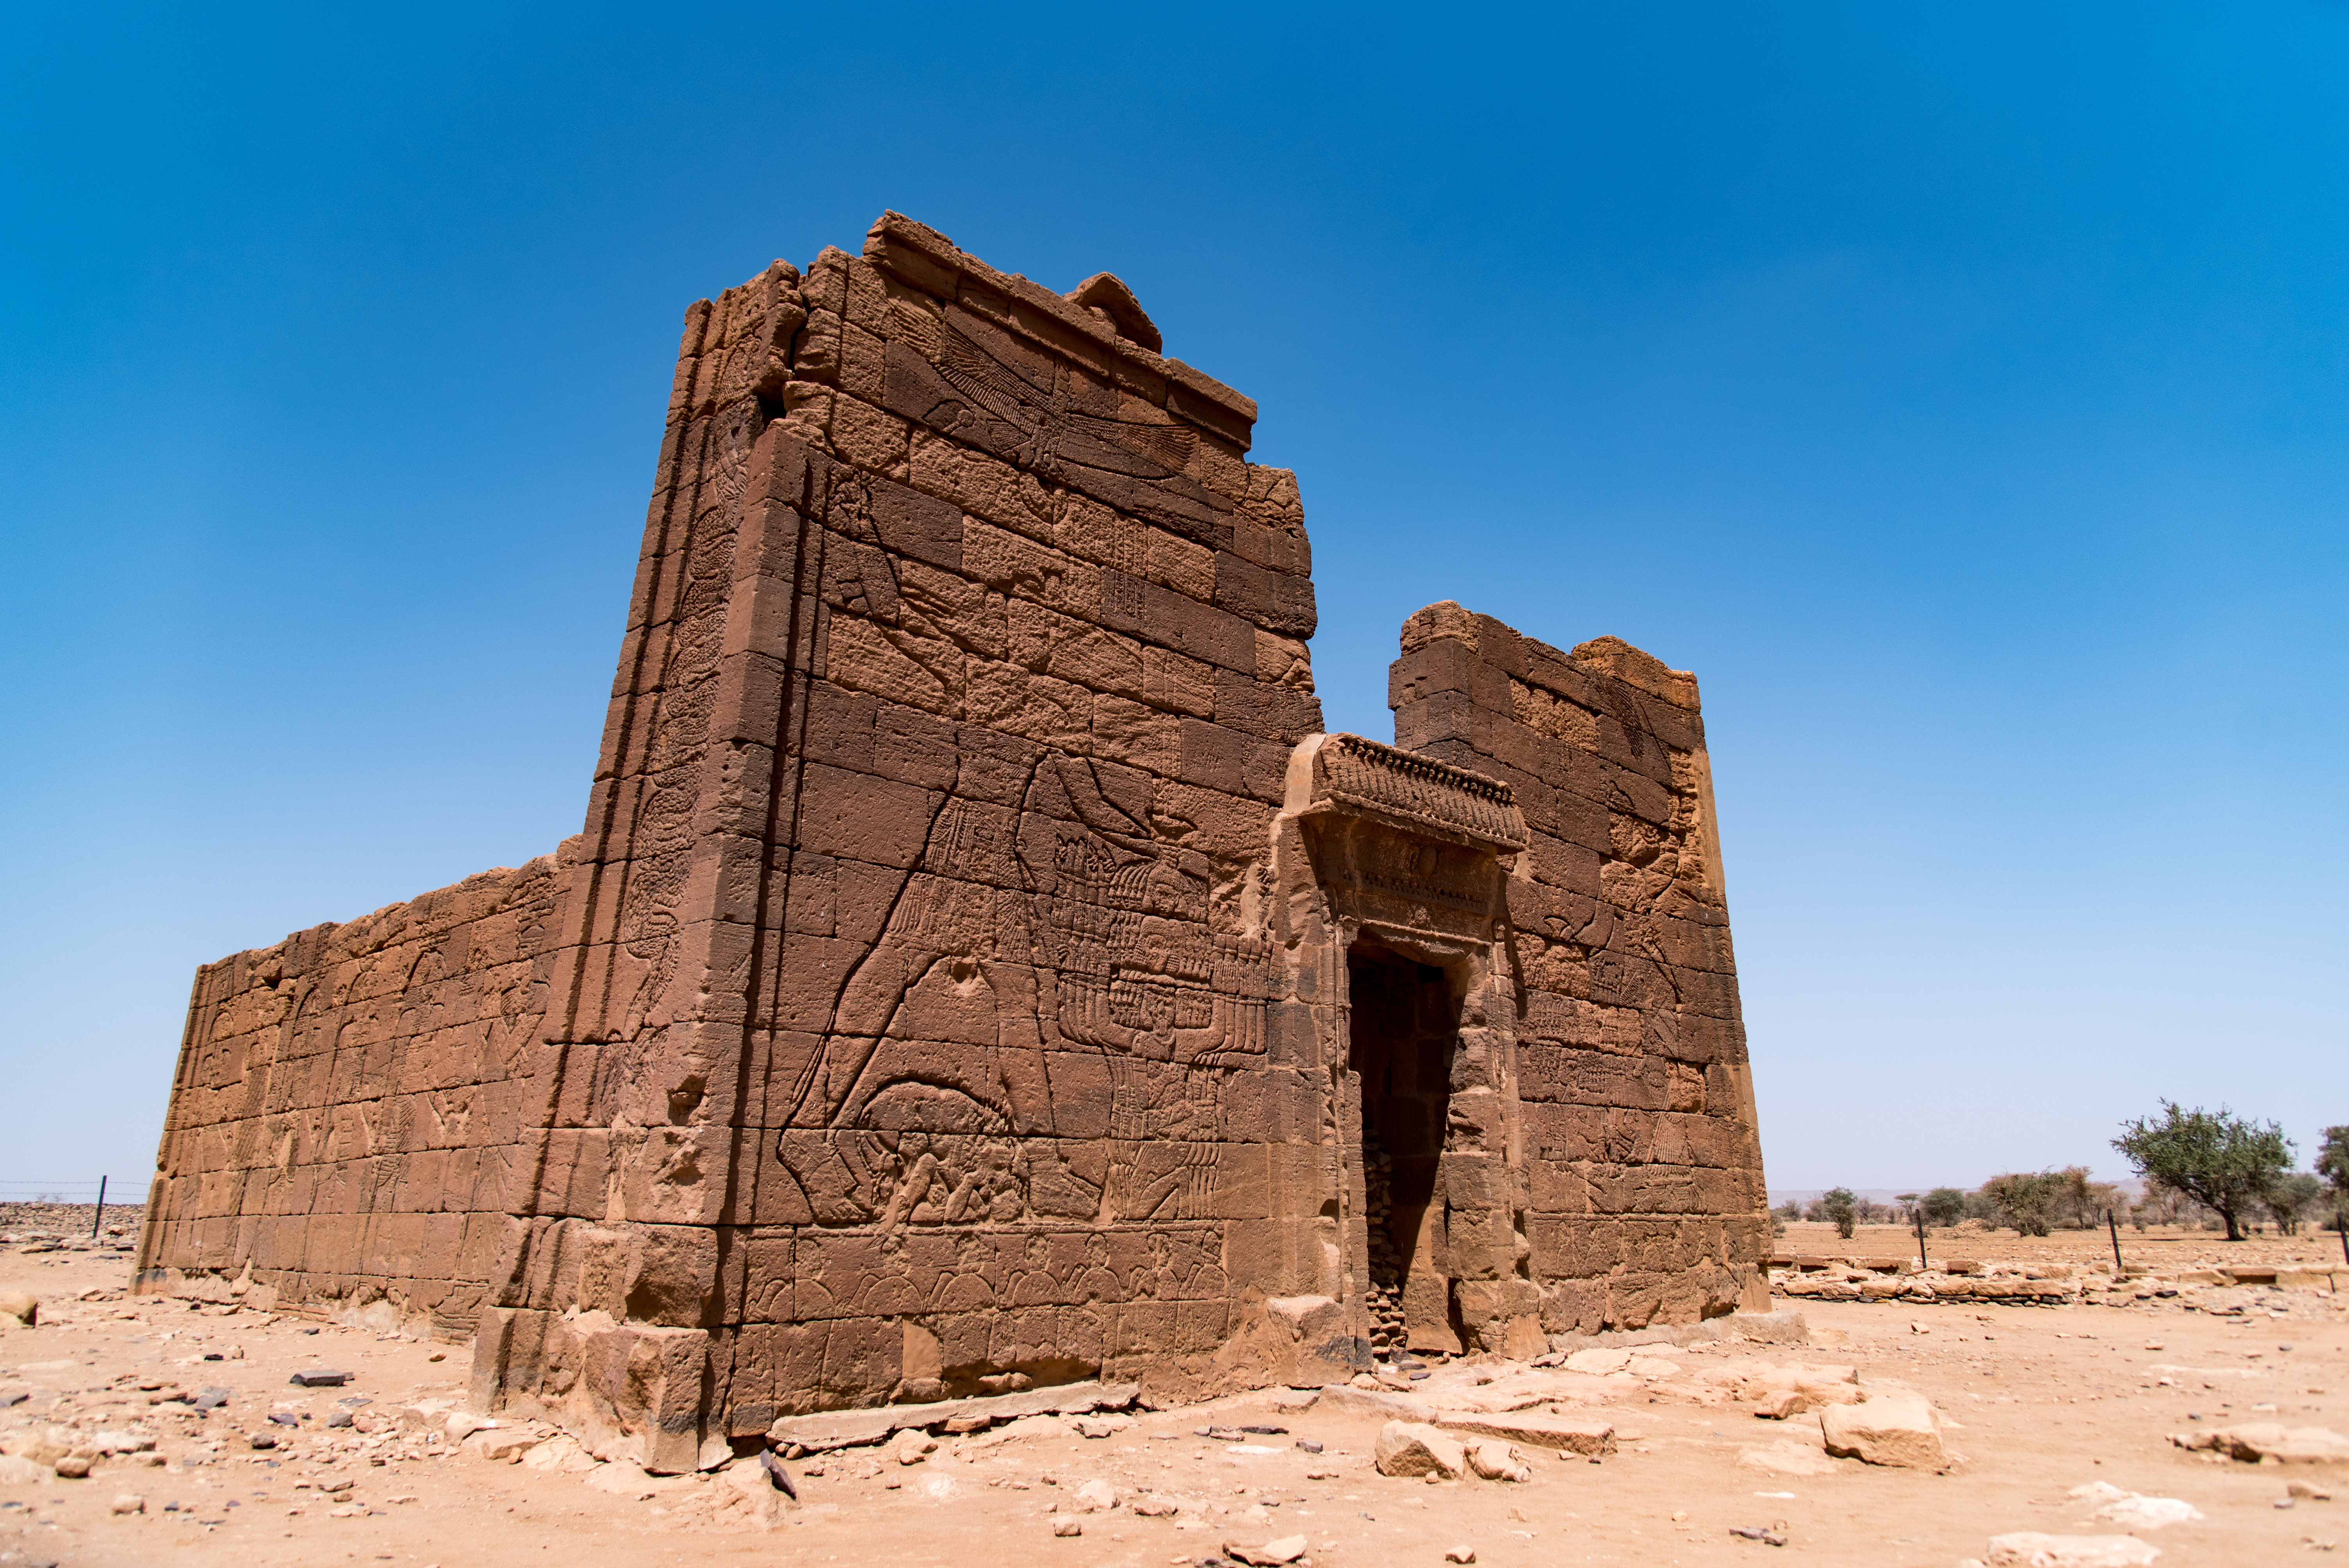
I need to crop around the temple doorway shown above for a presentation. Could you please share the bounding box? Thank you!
[1346,939,1464,1354]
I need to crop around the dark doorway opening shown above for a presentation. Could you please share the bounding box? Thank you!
[1347,940,1461,1354]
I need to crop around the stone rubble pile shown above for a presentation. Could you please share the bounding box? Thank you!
[1772,1254,2348,1315]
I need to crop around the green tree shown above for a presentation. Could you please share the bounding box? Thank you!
[2320,1127,2349,1243]
[1921,1188,1968,1228]
[2111,1102,2293,1242]
[2264,1172,2326,1235]
[1979,1172,2058,1237]
[2319,1126,2349,1200]
[1821,1187,1857,1240]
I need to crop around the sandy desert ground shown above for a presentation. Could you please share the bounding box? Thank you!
[4,1213,2346,1568]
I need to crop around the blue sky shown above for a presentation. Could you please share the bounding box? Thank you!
[4,3,2345,1197]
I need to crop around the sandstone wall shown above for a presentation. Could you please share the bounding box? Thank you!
[469,216,1339,1458]
[1389,604,1772,1329]
[138,214,1769,1465]
[137,857,564,1333]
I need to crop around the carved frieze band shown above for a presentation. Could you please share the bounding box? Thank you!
[1300,734,1529,853]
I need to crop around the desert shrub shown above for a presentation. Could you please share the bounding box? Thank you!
[2265,1172,2326,1235]
[1820,1187,1857,1240]
[1920,1187,1968,1228]
[1978,1172,2059,1237]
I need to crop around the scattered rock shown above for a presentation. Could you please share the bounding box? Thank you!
[1224,1536,1307,1565]
[1374,1421,1467,1480]
[1729,1525,1789,1547]
[1985,1532,2161,1567]
[1432,1410,1616,1456]
[110,1493,144,1515]
[288,1370,350,1388]
[2171,1422,2349,1464]
[757,1448,797,1497]
[465,1426,543,1463]
[0,1291,36,1326]
[1130,1494,1179,1516]
[0,1455,50,1484]
[1737,1441,1841,1477]
[1295,1438,1323,1454]
[1069,1479,1120,1513]
[1070,1414,1131,1439]
[1467,1441,1531,1483]
[1051,1516,1081,1537]
[2070,1487,2201,1531]
[1820,1393,1946,1469]
[2289,1481,2333,1501]
[518,1434,597,1473]
[1444,1547,1476,1564]
[444,1413,492,1443]
[52,1454,91,1477]
[891,1429,938,1466]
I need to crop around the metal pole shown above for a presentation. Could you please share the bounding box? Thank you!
[1914,1205,1928,1272]
[91,1175,106,1240]
[2107,1207,2124,1276]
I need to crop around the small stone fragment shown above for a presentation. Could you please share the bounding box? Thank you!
[111,1493,145,1515]
[0,1291,37,1326]
[1374,1422,1466,1480]
[1070,1478,1120,1513]
[53,1454,92,1476]
[1295,1439,1324,1454]
[1224,1536,1308,1566]
[1820,1393,1945,1469]
[1467,1441,1531,1483]
[1444,1547,1477,1564]
[1985,1532,2160,1567]
[288,1370,350,1388]
[1051,1516,1082,1537]
[891,1429,938,1466]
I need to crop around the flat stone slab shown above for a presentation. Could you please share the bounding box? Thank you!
[1432,1410,1617,1455]
[1309,1386,1435,1422]
[766,1381,1137,1450]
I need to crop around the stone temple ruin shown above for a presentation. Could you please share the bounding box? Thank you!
[136,214,1770,1469]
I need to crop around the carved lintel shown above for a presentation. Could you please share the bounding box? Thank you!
[1285,734,1529,854]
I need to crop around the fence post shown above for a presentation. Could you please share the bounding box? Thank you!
[91,1176,106,1240]
[2106,1208,2124,1276]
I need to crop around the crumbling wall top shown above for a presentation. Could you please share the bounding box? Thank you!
[862,211,1258,450]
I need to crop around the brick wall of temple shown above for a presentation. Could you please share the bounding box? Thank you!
[135,857,564,1334]
[471,215,1343,1451]
[1388,603,1772,1330]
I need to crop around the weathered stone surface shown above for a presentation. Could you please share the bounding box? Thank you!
[2172,1422,2349,1463]
[1820,1392,1945,1469]
[1985,1533,2161,1567]
[1466,1440,1531,1481]
[137,214,1768,1452]
[1374,1420,1468,1479]
[0,1454,50,1484]
[0,1291,36,1326]
[1433,1410,1617,1456]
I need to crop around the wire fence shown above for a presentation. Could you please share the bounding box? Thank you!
[0,1181,116,1201]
